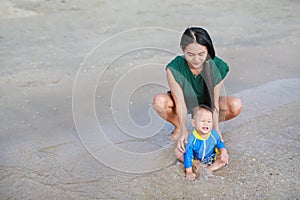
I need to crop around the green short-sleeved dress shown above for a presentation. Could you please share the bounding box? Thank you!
[167,55,229,112]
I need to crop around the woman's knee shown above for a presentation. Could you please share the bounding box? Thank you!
[230,97,242,116]
[153,94,165,107]
[152,94,171,110]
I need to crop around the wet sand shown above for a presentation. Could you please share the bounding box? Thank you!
[1,0,300,199]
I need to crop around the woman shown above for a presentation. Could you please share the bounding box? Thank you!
[152,27,242,154]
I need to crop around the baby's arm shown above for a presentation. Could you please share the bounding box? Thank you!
[219,148,229,164]
[215,130,229,164]
[185,167,196,181]
[208,131,229,172]
[183,135,196,180]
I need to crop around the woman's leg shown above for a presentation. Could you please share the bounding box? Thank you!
[174,145,184,162]
[153,94,242,134]
[152,93,180,134]
[219,96,242,122]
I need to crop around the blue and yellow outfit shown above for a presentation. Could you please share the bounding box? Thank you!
[184,129,226,168]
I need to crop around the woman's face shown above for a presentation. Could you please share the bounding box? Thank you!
[183,42,208,69]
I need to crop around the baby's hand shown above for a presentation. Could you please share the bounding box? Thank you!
[186,172,196,181]
[220,149,229,165]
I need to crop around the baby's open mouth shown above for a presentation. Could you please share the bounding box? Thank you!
[202,126,209,131]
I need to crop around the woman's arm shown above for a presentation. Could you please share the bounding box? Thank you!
[166,68,189,152]
[213,80,223,141]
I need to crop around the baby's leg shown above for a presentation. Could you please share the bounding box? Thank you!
[208,155,227,172]
[192,160,207,177]
[190,160,214,179]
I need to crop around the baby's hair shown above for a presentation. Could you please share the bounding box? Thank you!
[192,104,213,119]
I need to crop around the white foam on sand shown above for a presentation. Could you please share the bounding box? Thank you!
[0,1,38,18]
[227,78,300,128]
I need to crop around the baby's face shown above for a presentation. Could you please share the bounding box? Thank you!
[193,109,213,135]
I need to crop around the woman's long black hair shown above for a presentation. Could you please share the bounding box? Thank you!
[180,27,216,110]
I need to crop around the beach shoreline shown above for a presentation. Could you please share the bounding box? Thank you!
[1,0,299,199]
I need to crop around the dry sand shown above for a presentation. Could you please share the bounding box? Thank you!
[0,0,300,199]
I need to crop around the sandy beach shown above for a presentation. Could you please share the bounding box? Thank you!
[1,0,300,199]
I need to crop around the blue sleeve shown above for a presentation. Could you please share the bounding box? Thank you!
[217,140,226,149]
[183,134,195,168]
[212,130,226,149]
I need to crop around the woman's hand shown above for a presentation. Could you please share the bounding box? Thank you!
[177,128,189,153]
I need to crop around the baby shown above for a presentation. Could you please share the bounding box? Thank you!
[175,105,229,180]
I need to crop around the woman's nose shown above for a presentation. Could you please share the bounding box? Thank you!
[194,55,202,62]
